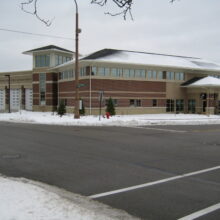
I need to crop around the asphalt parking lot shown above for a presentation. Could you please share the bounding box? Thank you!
[0,122,219,219]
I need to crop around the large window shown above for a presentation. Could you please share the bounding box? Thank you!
[124,69,130,78]
[98,67,110,76]
[39,73,46,105]
[91,67,97,75]
[167,72,175,80]
[80,67,86,77]
[111,68,122,77]
[129,69,135,78]
[135,69,146,78]
[188,99,196,113]
[176,99,184,112]
[35,55,50,67]
[175,72,184,81]
[60,69,74,80]
[166,99,174,112]
[147,70,157,79]
[55,55,72,66]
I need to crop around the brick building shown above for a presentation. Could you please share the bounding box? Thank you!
[1,45,220,115]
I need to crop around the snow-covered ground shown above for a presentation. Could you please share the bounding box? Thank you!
[0,175,137,220]
[0,110,220,126]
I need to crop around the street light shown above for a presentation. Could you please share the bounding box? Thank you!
[4,74,11,113]
[74,0,81,119]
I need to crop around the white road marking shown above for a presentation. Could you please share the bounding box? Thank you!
[89,165,220,199]
[178,202,220,220]
[137,126,187,133]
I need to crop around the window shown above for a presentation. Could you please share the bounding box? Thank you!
[64,71,69,79]
[129,69,135,78]
[55,55,72,66]
[124,69,130,78]
[167,72,175,80]
[135,69,146,78]
[35,55,50,67]
[188,99,196,113]
[158,71,163,80]
[98,67,105,76]
[69,70,74,78]
[111,68,122,77]
[176,99,184,112]
[130,99,141,107]
[80,67,86,77]
[147,70,157,79]
[105,68,110,76]
[39,73,46,105]
[112,99,118,106]
[163,71,167,79]
[176,72,184,80]
[60,69,74,80]
[166,99,174,112]
[152,99,157,107]
[91,67,97,75]
[66,57,71,62]
[55,55,59,66]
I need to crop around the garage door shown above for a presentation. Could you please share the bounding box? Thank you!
[25,89,33,111]
[10,89,21,111]
[0,89,5,111]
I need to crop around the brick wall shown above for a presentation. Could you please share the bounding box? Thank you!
[58,78,166,108]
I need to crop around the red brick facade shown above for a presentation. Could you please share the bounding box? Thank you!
[58,78,166,108]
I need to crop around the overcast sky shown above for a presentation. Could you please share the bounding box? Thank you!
[1,0,220,72]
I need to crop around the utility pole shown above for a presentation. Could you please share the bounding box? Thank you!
[74,0,80,119]
[5,74,11,113]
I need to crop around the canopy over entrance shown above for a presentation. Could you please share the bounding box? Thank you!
[182,76,220,88]
[182,76,220,115]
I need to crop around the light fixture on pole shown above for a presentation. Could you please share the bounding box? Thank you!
[4,74,11,113]
[73,0,81,119]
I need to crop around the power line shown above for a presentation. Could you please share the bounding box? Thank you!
[0,28,73,41]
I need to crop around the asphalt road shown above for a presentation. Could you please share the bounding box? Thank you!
[0,122,219,219]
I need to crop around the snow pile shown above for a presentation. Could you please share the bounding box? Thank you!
[0,111,220,126]
[0,175,136,220]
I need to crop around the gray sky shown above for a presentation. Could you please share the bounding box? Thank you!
[1,0,220,72]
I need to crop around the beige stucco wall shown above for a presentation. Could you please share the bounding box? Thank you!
[0,71,32,89]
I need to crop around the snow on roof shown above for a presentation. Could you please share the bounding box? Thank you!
[187,76,220,87]
[82,49,220,72]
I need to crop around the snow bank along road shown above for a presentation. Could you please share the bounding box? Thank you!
[0,122,220,219]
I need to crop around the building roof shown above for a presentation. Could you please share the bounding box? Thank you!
[82,49,220,72]
[182,76,220,87]
[23,45,74,55]
[181,77,204,87]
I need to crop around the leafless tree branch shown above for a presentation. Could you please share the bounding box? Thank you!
[20,0,54,26]
[91,0,133,20]
[20,0,178,25]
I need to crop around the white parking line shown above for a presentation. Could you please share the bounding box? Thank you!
[89,165,220,199]
[137,127,187,133]
[178,202,220,220]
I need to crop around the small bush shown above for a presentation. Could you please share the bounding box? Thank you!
[106,97,116,116]
[57,101,66,117]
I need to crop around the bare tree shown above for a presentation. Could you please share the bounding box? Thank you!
[21,0,53,26]
[91,0,177,20]
[20,0,177,25]
[91,0,133,20]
